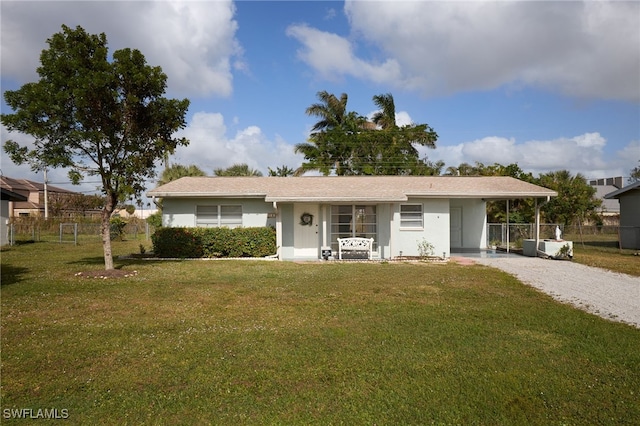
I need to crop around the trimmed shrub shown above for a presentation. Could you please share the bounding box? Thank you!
[152,227,276,258]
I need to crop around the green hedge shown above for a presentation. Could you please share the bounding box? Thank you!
[151,227,277,258]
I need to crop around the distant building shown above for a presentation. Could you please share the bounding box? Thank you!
[589,177,622,217]
[605,181,640,249]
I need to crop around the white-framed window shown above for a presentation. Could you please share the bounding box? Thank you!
[196,205,242,228]
[330,205,377,251]
[400,204,423,229]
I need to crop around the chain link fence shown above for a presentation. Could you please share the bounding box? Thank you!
[6,217,155,245]
[487,223,626,249]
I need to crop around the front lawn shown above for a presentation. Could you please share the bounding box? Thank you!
[1,241,639,424]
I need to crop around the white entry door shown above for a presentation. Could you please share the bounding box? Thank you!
[294,204,320,258]
[450,207,462,249]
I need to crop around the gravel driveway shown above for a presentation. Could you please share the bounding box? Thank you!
[472,257,640,328]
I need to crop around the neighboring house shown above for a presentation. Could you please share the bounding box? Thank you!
[0,176,99,218]
[1,186,28,246]
[0,176,71,217]
[589,177,622,218]
[604,181,640,249]
[148,176,557,261]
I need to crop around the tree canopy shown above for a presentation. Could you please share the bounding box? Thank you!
[537,170,601,226]
[268,165,295,177]
[214,163,263,176]
[158,164,206,186]
[295,91,438,176]
[630,161,640,183]
[2,25,189,269]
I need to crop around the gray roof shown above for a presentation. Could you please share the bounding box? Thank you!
[147,176,557,202]
[604,180,640,199]
[1,187,28,201]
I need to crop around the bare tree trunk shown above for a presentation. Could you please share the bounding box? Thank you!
[101,193,117,270]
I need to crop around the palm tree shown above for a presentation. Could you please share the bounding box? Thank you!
[158,163,206,186]
[295,91,365,175]
[268,165,296,177]
[213,163,263,176]
[371,93,397,130]
[367,93,438,175]
[305,90,350,131]
[296,91,438,176]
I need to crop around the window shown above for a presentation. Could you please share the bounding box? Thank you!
[400,204,423,229]
[330,205,377,251]
[196,205,242,228]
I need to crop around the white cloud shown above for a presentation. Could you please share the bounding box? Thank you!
[289,1,640,101]
[427,132,637,179]
[0,0,241,97]
[172,112,303,175]
[286,24,401,84]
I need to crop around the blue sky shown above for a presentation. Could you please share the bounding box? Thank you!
[1,0,639,197]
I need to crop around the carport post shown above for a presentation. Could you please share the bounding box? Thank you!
[506,199,509,253]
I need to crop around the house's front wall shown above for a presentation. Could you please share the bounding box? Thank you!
[390,198,450,258]
[160,196,489,260]
[161,197,276,228]
[450,199,488,250]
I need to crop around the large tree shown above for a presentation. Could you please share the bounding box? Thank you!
[295,91,438,176]
[2,25,189,270]
[537,170,601,226]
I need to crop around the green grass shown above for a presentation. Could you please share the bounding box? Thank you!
[2,241,639,424]
[566,233,640,276]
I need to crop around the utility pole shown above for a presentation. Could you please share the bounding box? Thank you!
[43,168,49,219]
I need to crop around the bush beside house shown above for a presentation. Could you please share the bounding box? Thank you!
[152,227,277,258]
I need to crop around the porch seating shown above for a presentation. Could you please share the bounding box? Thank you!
[337,237,374,260]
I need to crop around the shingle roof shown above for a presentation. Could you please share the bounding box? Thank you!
[147,176,557,202]
[0,176,73,194]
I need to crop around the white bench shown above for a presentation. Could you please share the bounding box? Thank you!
[337,237,374,260]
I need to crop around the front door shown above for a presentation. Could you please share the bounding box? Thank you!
[294,204,320,258]
[450,207,462,249]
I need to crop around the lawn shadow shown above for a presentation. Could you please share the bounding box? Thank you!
[579,240,620,249]
[67,256,122,269]
[1,264,31,286]
[67,255,185,271]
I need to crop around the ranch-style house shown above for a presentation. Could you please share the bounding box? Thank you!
[147,176,557,261]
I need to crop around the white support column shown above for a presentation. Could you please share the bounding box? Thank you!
[321,204,327,248]
[535,198,540,251]
[506,199,510,253]
[274,202,282,260]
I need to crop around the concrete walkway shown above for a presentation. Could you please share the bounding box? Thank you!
[471,256,640,328]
